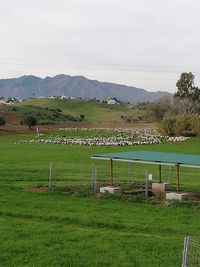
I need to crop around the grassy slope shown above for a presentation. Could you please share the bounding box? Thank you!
[0,99,150,135]
[0,134,200,266]
[16,98,140,123]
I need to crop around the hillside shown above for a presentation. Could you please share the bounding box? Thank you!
[0,98,151,134]
[0,75,171,102]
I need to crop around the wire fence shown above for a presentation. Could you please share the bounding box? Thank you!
[46,161,200,193]
[48,162,92,188]
[182,236,200,267]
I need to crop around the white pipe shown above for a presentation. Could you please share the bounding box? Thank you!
[181,164,200,169]
[91,156,111,161]
[91,156,175,166]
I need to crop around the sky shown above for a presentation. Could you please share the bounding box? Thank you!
[1,0,200,93]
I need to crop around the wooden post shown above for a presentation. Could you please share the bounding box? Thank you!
[49,162,52,189]
[158,164,162,183]
[176,163,180,192]
[145,170,148,199]
[109,159,113,186]
[128,162,131,184]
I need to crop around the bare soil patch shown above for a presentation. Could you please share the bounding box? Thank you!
[27,186,49,193]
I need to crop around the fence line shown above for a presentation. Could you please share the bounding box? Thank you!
[182,236,200,267]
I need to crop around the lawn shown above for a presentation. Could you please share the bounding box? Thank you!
[0,133,200,266]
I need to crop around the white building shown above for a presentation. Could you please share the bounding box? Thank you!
[0,98,6,104]
[107,99,117,105]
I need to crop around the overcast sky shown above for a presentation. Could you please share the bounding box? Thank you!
[1,0,200,92]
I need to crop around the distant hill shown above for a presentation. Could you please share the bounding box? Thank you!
[0,74,171,102]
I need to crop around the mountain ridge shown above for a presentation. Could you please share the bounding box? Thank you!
[0,74,171,102]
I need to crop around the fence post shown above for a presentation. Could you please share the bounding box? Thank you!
[128,162,131,184]
[145,170,148,199]
[91,164,97,190]
[49,162,52,189]
[182,235,190,267]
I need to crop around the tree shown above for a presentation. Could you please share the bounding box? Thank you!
[146,97,173,122]
[158,114,200,136]
[0,117,6,126]
[175,72,200,102]
[158,116,176,136]
[21,115,37,129]
[174,72,200,114]
[79,114,85,121]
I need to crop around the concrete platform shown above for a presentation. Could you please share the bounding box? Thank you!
[166,192,189,201]
[152,183,170,194]
[100,186,121,194]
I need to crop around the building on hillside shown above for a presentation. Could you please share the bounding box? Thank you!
[0,97,6,104]
[106,97,118,105]
[60,95,70,99]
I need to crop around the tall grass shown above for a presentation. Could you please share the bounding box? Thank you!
[0,134,199,266]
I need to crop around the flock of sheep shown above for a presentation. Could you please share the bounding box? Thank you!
[17,127,190,146]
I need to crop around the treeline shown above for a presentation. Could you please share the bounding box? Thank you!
[158,114,200,136]
[148,72,200,136]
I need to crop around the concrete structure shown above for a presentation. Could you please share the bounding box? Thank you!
[166,192,189,201]
[100,186,121,194]
[152,182,170,194]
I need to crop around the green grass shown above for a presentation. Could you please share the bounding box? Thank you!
[0,133,200,266]
[15,98,142,123]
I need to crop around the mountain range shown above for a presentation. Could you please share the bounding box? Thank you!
[0,74,171,102]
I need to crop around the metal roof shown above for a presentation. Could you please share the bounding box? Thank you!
[92,150,200,167]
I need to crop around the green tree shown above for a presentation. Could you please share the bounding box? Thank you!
[158,116,176,136]
[174,72,200,114]
[146,98,172,122]
[79,114,85,121]
[21,115,37,129]
[158,114,200,136]
[0,117,6,126]
[175,72,200,102]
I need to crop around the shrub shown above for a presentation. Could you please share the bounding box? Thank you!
[158,114,200,136]
[55,108,62,113]
[158,116,176,136]
[79,114,85,121]
[20,115,37,129]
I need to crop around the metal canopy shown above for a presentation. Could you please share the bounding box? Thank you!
[92,150,200,167]
[92,150,200,192]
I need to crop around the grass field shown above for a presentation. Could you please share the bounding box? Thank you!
[0,132,200,266]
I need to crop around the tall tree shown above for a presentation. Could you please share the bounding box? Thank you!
[174,72,200,114]
[174,72,200,102]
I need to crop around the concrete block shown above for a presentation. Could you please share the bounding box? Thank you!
[152,183,170,194]
[166,192,189,201]
[100,186,121,194]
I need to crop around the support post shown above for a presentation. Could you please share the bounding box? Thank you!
[109,159,113,186]
[182,236,190,267]
[91,164,97,190]
[158,164,162,183]
[176,163,180,192]
[145,170,149,199]
[128,162,131,184]
[49,162,52,189]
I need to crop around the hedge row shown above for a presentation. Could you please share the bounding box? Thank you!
[158,114,200,136]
